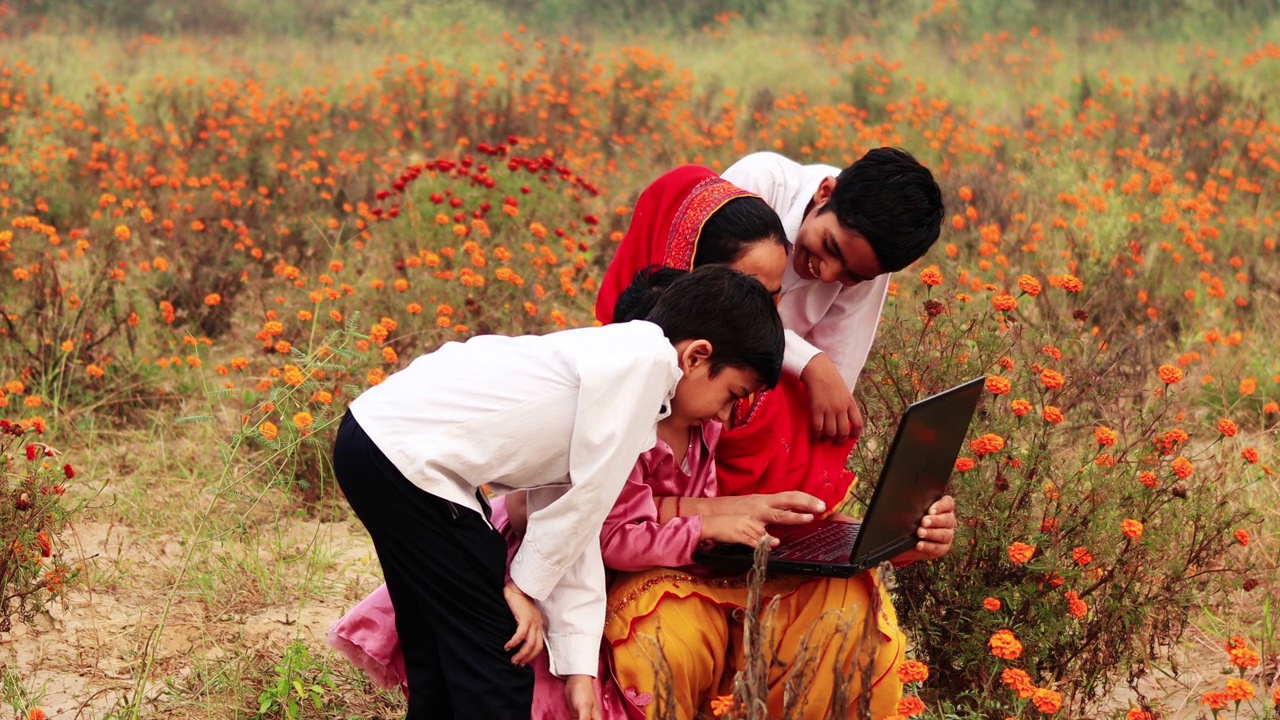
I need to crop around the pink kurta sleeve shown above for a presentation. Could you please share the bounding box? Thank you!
[600,458,703,572]
[600,423,722,572]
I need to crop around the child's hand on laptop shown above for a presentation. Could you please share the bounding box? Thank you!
[702,514,779,548]
[716,491,826,526]
[891,495,958,566]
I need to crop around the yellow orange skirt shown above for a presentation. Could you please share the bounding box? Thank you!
[604,568,905,720]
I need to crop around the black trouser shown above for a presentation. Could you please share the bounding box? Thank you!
[334,411,534,719]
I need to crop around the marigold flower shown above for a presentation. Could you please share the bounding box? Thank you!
[993,294,1018,312]
[986,377,1012,395]
[259,421,278,441]
[954,457,976,472]
[1064,591,1088,619]
[1171,456,1193,479]
[919,267,943,286]
[406,303,423,315]
[1042,406,1064,424]
[983,597,1002,611]
[1200,690,1228,710]
[1094,426,1117,447]
[709,695,736,717]
[970,433,1005,456]
[1225,678,1255,701]
[1007,542,1035,564]
[28,709,46,720]
[1264,401,1279,415]
[897,660,929,684]
[1000,667,1033,696]
[1121,518,1144,540]
[1138,471,1158,488]
[1010,398,1031,417]
[989,629,1024,660]
[1216,418,1238,437]
[1158,365,1183,385]
[1059,274,1084,293]
[1071,546,1092,566]
[896,696,925,716]
[1127,708,1155,720]
[1017,275,1042,296]
[1040,369,1065,390]
[1226,636,1260,669]
[1031,688,1063,713]
[292,412,314,430]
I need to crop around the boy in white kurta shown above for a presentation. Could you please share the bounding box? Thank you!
[334,265,784,720]
[722,148,945,448]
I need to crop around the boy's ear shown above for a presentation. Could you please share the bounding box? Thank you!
[679,339,714,372]
[812,176,838,207]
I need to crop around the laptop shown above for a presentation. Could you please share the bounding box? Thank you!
[694,376,986,578]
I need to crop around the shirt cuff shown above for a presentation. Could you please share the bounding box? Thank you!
[508,540,563,601]
[782,329,821,377]
[544,632,601,677]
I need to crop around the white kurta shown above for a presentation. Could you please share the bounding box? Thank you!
[722,152,890,391]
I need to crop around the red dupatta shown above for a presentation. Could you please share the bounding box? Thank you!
[596,166,856,511]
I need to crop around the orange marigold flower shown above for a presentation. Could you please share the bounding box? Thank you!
[1239,377,1257,395]
[1226,636,1260,669]
[970,433,1005,456]
[1042,406,1064,423]
[986,377,1012,395]
[1225,678,1255,701]
[919,267,943,286]
[1094,426,1117,447]
[1217,418,1238,437]
[406,303,423,315]
[259,421,279,441]
[292,412,314,430]
[1040,369,1065,389]
[367,367,386,386]
[1017,274,1042,296]
[1121,518,1144,540]
[958,186,973,203]
[1171,456,1193,479]
[954,457,976,472]
[710,694,736,717]
[1241,447,1259,464]
[28,710,46,720]
[1233,529,1249,546]
[1010,398,1032,417]
[1138,471,1158,488]
[1263,401,1279,415]
[1127,708,1155,720]
[1007,542,1035,564]
[992,293,1017,312]
[1060,274,1084,293]
[1200,690,1228,710]
[113,225,131,241]
[983,597,1002,611]
[989,629,1024,660]
[1064,591,1088,619]
[1158,365,1183,385]
[1072,546,1092,566]
[1000,667,1034,697]
[896,696,926,716]
[897,660,929,684]
[274,340,292,354]
[86,364,105,378]
[1032,688,1063,714]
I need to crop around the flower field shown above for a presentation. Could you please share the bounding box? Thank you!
[0,1,1278,718]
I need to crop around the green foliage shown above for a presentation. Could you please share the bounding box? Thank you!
[256,640,337,719]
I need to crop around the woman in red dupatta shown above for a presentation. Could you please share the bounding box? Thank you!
[597,165,905,720]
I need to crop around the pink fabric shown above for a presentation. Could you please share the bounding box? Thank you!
[600,423,721,572]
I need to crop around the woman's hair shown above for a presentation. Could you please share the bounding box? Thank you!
[635,264,784,388]
[693,195,787,267]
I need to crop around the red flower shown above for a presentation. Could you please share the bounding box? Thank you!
[25,444,38,461]
[63,463,75,480]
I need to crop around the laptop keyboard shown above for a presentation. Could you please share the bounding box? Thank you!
[773,522,861,563]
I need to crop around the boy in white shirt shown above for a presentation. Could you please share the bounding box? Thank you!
[722,147,945,449]
[333,265,785,720]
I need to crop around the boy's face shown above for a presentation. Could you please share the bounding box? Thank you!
[671,340,762,426]
[793,177,884,286]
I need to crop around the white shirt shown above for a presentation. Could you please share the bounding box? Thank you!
[349,321,681,677]
[722,152,890,390]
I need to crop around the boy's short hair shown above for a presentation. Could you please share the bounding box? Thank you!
[822,147,945,273]
[638,265,784,388]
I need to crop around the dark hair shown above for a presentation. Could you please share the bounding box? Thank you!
[822,147,945,273]
[692,195,787,267]
[641,265,784,388]
[613,265,687,323]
